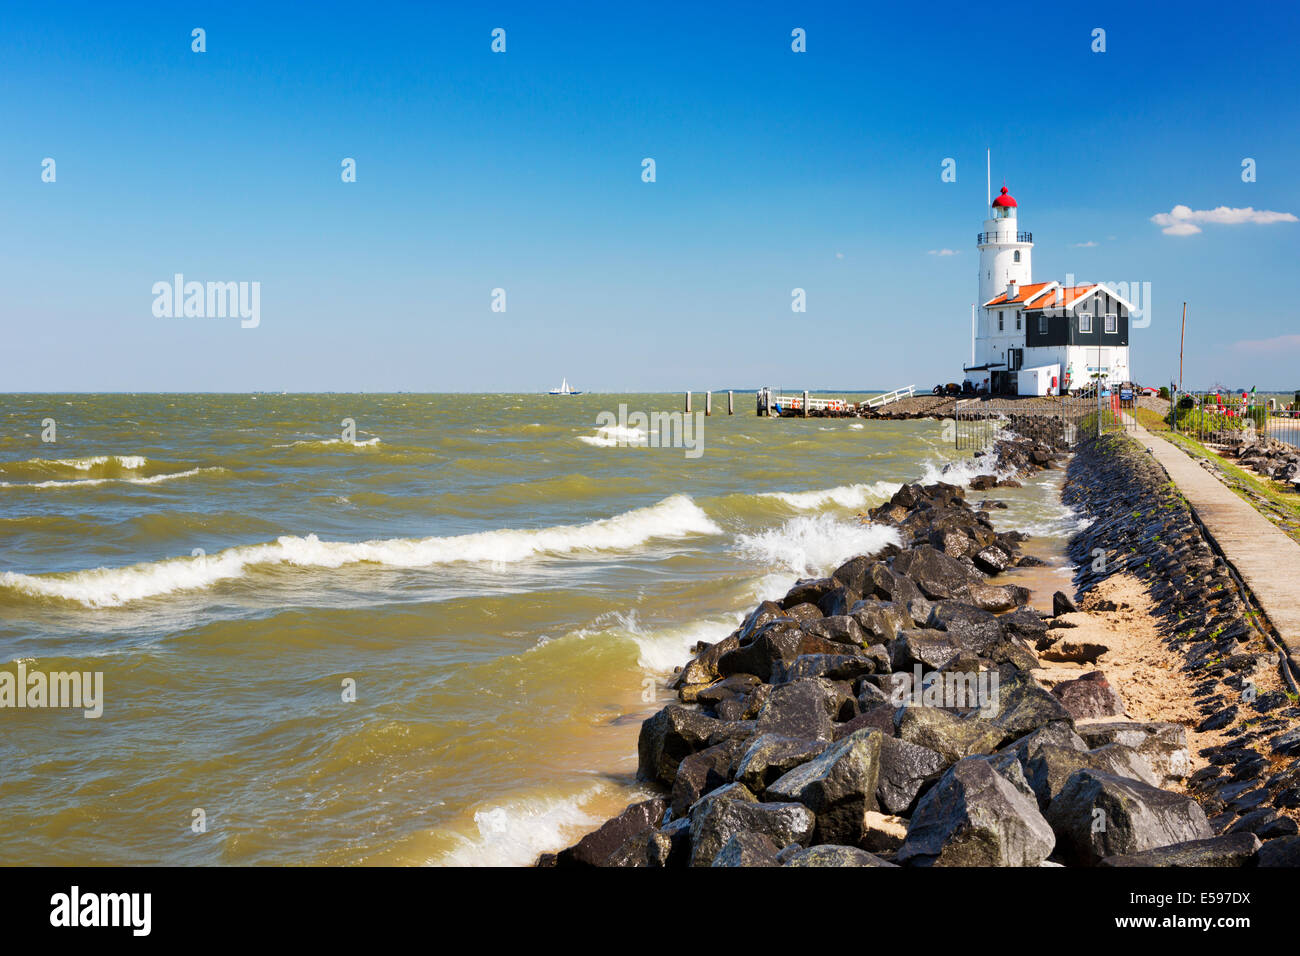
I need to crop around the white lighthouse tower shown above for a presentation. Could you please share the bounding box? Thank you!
[965,184,1035,391]
[978,186,1033,314]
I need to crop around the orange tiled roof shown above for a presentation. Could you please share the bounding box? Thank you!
[1024,285,1098,311]
[983,281,1055,307]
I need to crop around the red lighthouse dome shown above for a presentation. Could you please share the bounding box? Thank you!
[991,186,1017,208]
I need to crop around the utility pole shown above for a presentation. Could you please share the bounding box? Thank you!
[1178,302,1187,392]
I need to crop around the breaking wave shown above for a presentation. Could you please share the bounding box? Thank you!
[735,514,902,577]
[0,495,722,607]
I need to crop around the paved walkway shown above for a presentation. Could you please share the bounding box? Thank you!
[1128,420,1300,669]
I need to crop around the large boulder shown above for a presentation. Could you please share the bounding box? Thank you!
[710,832,781,867]
[734,734,830,794]
[889,630,962,671]
[1050,671,1126,719]
[895,705,1004,763]
[783,845,898,867]
[1045,770,1214,865]
[772,653,874,684]
[801,614,867,647]
[877,734,949,814]
[717,620,845,682]
[554,797,667,866]
[818,586,862,619]
[896,757,1055,867]
[688,783,815,867]
[966,583,1030,613]
[604,816,690,868]
[781,578,834,610]
[925,601,1004,655]
[675,633,742,688]
[1022,743,1159,810]
[764,728,884,845]
[985,667,1074,745]
[851,600,910,642]
[755,679,838,741]
[670,738,747,819]
[638,705,733,786]
[1258,836,1300,867]
[1074,721,1191,787]
[999,722,1087,765]
[1099,832,1261,867]
[893,546,980,601]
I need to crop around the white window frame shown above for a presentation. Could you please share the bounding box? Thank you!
[998,312,1004,331]
[1079,312,1093,333]
[1104,313,1117,334]
[1037,314,1047,334]
[1016,310,1022,330]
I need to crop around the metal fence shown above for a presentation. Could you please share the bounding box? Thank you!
[953,394,1136,451]
[1170,391,1300,449]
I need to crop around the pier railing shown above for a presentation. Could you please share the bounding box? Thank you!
[756,385,916,417]
[953,395,1133,451]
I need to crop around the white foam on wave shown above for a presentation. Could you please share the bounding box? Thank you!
[273,437,381,449]
[577,424,648,447]
[759,481,899,511]
[735,514,902,577]
[432,783,610,867]
[618,613,738,671]
[0,467,220,490]
[917,454,1006,487]
[0,495,722,608]
[0,454,149,474]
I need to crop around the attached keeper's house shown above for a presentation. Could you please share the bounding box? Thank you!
[963,185,1134,395]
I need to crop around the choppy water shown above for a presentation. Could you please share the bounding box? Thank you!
[0,393,1084,865]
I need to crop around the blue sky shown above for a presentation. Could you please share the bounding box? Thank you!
[3,0,1298,392]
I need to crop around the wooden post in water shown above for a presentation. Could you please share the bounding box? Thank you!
[705,391,712,416]
[728,390,734,415]
[685,392,692,413]
[802,390,809,418]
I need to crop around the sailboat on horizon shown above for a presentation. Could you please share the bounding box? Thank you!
[548,377,582,395]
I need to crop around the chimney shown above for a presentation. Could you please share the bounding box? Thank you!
[1007,279,1018,300]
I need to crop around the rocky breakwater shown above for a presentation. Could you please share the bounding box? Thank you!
[1220,435,1300,491]
[542,433,1224,867]
[1063,432,1300,866]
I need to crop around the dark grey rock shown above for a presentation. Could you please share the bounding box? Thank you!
[896,757,1055,867]
[1046,770,1214,865]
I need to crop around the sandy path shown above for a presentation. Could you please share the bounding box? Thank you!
[1031,573,1281,781]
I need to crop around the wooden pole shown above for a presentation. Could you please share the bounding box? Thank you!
[1178,302,1187,392]
[705,391,712,416]
[684,391,691,413]
[728,390,734,415]
[802,390,809,418]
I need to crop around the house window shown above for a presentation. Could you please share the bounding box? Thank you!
[998,313,1004,331]
[1013,250,1021,263]
[1038,314,1047,334]
[1104,313,1117,333]
[1079,312,1093,333]
[1016,310,1022,330]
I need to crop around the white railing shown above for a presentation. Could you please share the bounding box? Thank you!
[757,385,916,415]
[864,385,916,409]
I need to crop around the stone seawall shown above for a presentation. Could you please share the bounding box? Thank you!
[538,429,1300,867]
[1065,433,1300,861]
